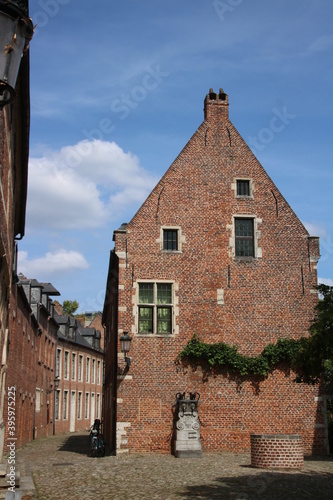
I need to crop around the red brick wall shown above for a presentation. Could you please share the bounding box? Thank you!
[4,286,57,447]
[104,90,324,455]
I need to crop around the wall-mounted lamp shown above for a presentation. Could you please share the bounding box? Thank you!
[0,0,34,108]
[46,376,60,395]
[120,332,132,367]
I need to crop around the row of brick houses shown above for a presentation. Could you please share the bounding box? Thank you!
[4,275,104,448]
[102,88,329,456]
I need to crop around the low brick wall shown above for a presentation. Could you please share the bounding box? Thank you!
[250,434,304,469]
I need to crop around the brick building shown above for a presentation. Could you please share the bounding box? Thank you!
[3,276,104,448]
[54,308,104,434]
[0,3,32,460]
[4,278,59,447]
[103,88,325,455]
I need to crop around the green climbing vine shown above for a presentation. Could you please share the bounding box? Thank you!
[178,334,302,377]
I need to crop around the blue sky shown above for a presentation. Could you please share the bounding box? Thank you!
[19,0,333,312]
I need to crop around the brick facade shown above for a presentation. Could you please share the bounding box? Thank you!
[3,276,104,449]
[0,45,30,460]
[54,310,104,435]
[103,88,325,455]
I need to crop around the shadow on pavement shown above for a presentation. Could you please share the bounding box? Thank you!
[180,470,333,499]
[58,433,91,455]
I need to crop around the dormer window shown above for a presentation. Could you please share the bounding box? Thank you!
[237,179,250,197]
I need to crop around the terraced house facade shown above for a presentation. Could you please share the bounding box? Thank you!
[103,89,326,455]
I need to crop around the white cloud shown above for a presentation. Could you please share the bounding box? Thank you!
[303,221,327,238]
[27,140,158,231]
[318,277,333,287]
[18,249,89,277]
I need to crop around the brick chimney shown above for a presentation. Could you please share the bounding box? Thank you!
[204,88,229,121]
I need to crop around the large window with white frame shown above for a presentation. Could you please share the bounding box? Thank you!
[64,351,69,379]
[77,391,82,419]
[96,393,100,419]
[86,357,90,383]
[85,393,89,419]
[92,359,95,384]
[78,355,83,381]
[71,352,76,380]
[55,390,60,420]
[235,218,254,257]
[138,282,173,334]
[63,390,69,420]
[56,348,61,378]
[97,360,100,385]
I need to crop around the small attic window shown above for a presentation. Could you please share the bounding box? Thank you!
[237,180,250,197]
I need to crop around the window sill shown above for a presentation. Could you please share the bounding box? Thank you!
[234,256,256,262]
[136,333,175,338]
[161,250,182,254]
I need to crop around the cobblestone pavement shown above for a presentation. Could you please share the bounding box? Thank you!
[13,433,333,500]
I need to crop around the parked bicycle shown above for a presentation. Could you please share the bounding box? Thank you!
[89,419,105,457]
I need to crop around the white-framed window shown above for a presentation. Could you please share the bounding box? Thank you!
[71,352,76,380]
[158,226,184,253]
[85,393,90,419]
[92,359,95,384]
[232,178,254,199]
[228,215,262,260]
[78,355,83,381]
[96,393,100,419]
[63,390,69,420]
[56,348,62,378]
[55,390,60,420]
[77,391,82,419]
[137,282,174,334]
[35,388,41,412]
[97,360,101,385]
[235,218,254,257]
[86,357,90,383]
[64,351,69,379]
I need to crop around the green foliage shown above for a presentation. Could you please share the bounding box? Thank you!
[62,299,79,316]
[179,334,300,378]
[179,284,333,384]
[293,284,333,384]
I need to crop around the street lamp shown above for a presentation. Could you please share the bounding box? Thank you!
[120,332,132,368]
[0,0,34,108]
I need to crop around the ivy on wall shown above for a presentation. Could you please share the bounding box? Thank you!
[178,334,301,377]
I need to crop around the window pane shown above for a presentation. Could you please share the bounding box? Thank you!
[235,219,254,256]
[139,307,153,333]
[163,230,178,251]
[235,219,253,237]
[157,307,171,333]
[157,283,172,304]
[237,180,250,196]
[139,283,154,303]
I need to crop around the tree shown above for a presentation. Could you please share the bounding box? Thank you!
[62,300,79,316]
[294,284,333,385]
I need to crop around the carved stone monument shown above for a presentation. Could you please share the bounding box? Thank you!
[174,392,202,458]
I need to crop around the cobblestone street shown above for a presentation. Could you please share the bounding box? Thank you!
[11,433,333,499]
